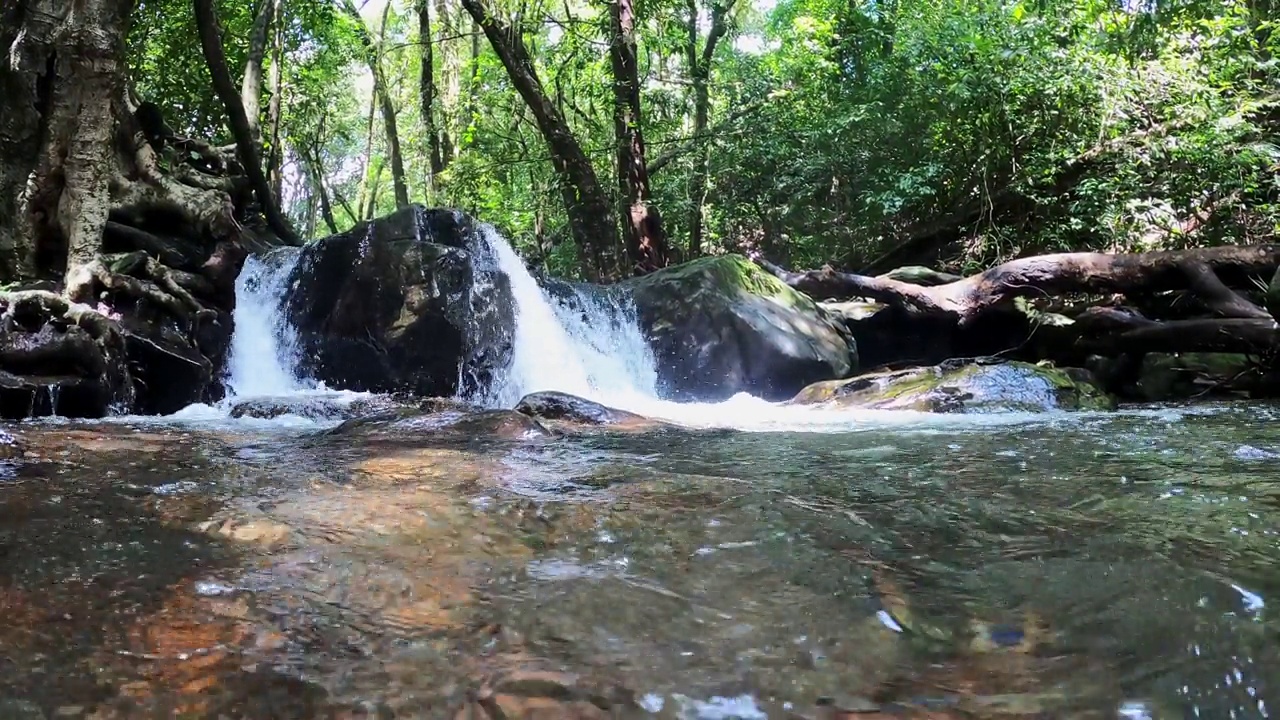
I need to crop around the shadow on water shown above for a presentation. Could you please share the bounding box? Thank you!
[1,403,1279,718]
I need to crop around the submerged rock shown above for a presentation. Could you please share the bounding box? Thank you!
[285,206,514,398]
[329,406,555,443]
[514,391,666,431]
[625,255,855,401]
[229,394,406,421]
[790,359,1114,413]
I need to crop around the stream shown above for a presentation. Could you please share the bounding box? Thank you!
[0,230,1277,719]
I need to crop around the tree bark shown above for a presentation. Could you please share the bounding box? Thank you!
[0,0,133,295]
[241,0,277,139]
[419,0,445,193]
[610,0,670,275]
[684,0,733,258]
[305,146,340,235]
[761,245,1280,326]
[266,7,286,202]
[344,0,411,210]
[193,0,299,245]
[460,0,617,280]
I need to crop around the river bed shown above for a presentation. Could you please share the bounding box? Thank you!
[0,400,1277,718]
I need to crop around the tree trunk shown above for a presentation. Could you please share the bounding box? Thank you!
[610,0,670,276]
[419,0,445,192]
[306,147,340,235]
[763,246,1280,322]
[356,79,379,215]
[459,0,616,279]
[345,0,411,210]
[684,0,732,259]
[266,8,286,202]
[194,0,299,244]
[0,0,280,417]
[241,0,277,139]
[0,0,133,295]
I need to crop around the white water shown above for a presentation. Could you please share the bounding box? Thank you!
[225,250,309,398]
[470,225,660,409]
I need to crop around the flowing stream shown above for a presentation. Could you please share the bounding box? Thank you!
[1,228,1278,718]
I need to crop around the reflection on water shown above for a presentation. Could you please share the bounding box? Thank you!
[0,402,1278,718]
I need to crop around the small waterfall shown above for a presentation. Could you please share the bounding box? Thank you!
[224,248,311,398]
[469,225,660,408]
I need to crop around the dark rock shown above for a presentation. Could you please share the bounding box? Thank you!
[821,301,1038,371]
[328,407,554,442]
[1134,352,1256,401]
[120,316,215,415]
[790,359,1114,413]
[0,296,134,419]
[514,391,666,431]
[624,255,855,401]
[286,205,514,398]
[229,394,406,421]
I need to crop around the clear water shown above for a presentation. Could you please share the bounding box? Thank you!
[1,402,1278,718]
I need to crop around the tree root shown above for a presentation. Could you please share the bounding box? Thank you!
[761,245,1280,325]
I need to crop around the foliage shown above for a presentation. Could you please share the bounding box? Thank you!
[124,0,1279,277]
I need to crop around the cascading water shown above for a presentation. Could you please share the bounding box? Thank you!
[468,225,660,408]
[224,248,312,398]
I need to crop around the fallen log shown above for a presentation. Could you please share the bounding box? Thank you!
[759,245,1280,326]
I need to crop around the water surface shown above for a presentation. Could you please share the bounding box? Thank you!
[2,402,1277,718]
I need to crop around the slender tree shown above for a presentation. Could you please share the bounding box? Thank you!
[610,0,670,274]
[194,0,299,244]
[460,0,617,279]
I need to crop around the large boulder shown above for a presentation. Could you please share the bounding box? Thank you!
[285,206,514,397]
[624,254,856,401]
[790,359,1115,413]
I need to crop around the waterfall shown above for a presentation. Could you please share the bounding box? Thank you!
[468,225,660,408]
[224,248,312,398]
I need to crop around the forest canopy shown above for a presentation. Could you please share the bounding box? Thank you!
[126,0,1278,279]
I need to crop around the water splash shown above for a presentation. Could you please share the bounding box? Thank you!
[224,248,309,398]
[468,225,659,408]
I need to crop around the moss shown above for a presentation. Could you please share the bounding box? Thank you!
[628,254,817,313]
[791,360,1115,413]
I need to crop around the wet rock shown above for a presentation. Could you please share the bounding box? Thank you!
[331,407,555,443]
[0,225,245,419]
[229,394,405,421]
[0,296,134,419]
[286,205,514,398]
[624,255,855,401]
[447,410,557,441]
[790,359,1114,413]
[514,391,666,431]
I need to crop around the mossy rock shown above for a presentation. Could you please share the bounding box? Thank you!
[1136,352,1253,401]
[625,255,856,401]
[789,359,1115,413]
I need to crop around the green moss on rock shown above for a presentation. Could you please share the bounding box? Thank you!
[624,255,856,401]
[790,360,1115,413]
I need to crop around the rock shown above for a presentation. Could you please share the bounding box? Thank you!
[624,255,855,401]
[229,394,405,421]
[1134,352,1256,401]
[0,296,134,419]
[286,206,514,398]
[330,407,555,443]
[514,391,665,431]
[790,359,1115,413]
